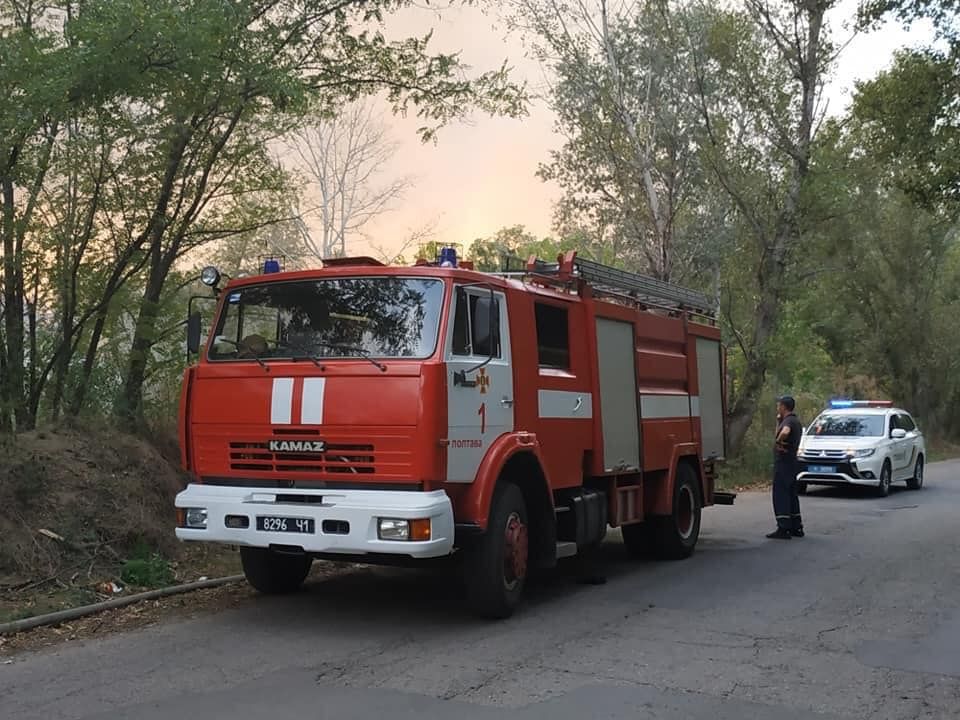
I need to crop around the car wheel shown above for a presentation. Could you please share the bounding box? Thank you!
[621,521,655,558]
[463,482,528,619]
[649,463,702,560]
[876,462,892,498]
[906,456,924,490]
[240,547,312,594]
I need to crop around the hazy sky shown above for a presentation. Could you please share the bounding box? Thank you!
[309,1,934,260]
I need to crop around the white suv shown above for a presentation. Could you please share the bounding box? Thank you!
[797,401,926,497]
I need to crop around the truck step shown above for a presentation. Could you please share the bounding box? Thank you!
[713,490,737,506]
[555,541,578,559]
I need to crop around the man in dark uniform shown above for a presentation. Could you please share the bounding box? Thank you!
[768,395,805,539]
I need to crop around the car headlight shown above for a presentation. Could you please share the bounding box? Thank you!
[377,518,431,541]
[851,448,876,459]
[177,507,208,529]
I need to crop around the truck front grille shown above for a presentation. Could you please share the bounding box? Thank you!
[229,441,376,474]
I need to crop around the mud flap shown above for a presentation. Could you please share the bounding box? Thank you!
[713,490,737,506]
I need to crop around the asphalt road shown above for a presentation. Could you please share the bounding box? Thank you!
[3,460,960,720]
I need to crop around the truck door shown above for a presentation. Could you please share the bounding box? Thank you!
[444,287,515,483]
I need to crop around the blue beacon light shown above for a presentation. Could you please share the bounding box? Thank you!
[438,247,458,268]
[263,258,281,274]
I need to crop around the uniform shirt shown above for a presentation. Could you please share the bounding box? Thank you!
[775,413,803,464]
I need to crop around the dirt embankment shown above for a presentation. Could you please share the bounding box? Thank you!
[0,426,239,622]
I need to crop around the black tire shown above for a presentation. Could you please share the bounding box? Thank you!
[621,521,654,558]
[876,461,892,498]
[240,547,312,594]
[650,463,702,560]
[464,483,528,619]
[797,482,808,496]
[907,456,924,490]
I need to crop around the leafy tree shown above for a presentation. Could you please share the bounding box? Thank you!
[690,0,839,453]
[514,0,711,281]
[0,0,528,430]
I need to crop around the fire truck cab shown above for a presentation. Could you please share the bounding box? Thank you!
[176,249,729,618]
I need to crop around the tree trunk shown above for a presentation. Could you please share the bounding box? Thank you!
[0,325,8,433]
[117,244,175,425]
[23,268,40,430]
[69,309,108,417]
[1,176,25,431]
[721,1,825,456]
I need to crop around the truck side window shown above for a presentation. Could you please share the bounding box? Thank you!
[452,290,501,358]
[535,302,570,369]
[900,414,916,432]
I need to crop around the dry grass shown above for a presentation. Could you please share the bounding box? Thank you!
[0,426,240,624]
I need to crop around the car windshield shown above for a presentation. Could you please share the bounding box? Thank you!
[208,277,444,361]
[808,414,885,438]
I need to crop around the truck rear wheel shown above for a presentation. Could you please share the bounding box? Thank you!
[620,521,654,558]
[464,483,528,619]
[240,547,312,594]
[651,463,701,560]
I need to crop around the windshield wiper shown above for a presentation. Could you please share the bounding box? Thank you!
[314,342,387,372]
[213,338,269,372]
[273,339,325,368]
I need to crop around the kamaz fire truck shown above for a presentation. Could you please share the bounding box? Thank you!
[175,249,731,618]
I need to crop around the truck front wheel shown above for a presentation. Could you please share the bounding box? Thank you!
[650,463,701,560]
[240,547,313,594]
[464,483,528,619]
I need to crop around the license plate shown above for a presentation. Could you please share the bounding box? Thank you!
[807,465,834,474]
[256,516,315,534]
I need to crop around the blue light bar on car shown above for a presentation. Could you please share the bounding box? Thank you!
[829,400,892,408]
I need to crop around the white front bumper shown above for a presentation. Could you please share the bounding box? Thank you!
[175,484,455,559]
[798,455,884,486]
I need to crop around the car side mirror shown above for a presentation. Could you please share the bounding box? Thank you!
[187,311,202,355]
[891,428,907,439]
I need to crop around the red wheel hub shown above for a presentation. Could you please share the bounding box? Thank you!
[503,512,528,587]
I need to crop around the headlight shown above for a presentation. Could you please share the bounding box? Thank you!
[378,518,409,540]
[851,448,876,459]
[377,518,431,541]
[182,507,208,529]
[200,265,221,287]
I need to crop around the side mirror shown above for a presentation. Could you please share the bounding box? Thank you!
[891,428,907,440]
[187,311,202,354]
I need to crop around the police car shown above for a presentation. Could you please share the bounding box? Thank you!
[797,400,926,497]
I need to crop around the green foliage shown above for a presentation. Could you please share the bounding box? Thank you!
[120,540,175,588]
[465,225,582,271]
[851,50,960,207]
[0,0,528,431]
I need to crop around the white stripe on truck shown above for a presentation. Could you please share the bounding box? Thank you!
[270,377,294,424]
[301,377,326,424]
[538,389,594,419]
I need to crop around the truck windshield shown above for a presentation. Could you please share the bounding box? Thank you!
[808,414,885,438]
[208,277,444,362]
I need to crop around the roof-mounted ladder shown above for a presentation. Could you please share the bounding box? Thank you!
[523,251,717,319]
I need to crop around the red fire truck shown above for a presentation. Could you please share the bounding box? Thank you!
[176,249,731,618]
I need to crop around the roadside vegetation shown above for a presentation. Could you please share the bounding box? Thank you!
[3,1,960,621]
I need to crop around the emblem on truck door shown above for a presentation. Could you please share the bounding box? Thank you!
[477,367,490,394]
[268,440,326,453]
